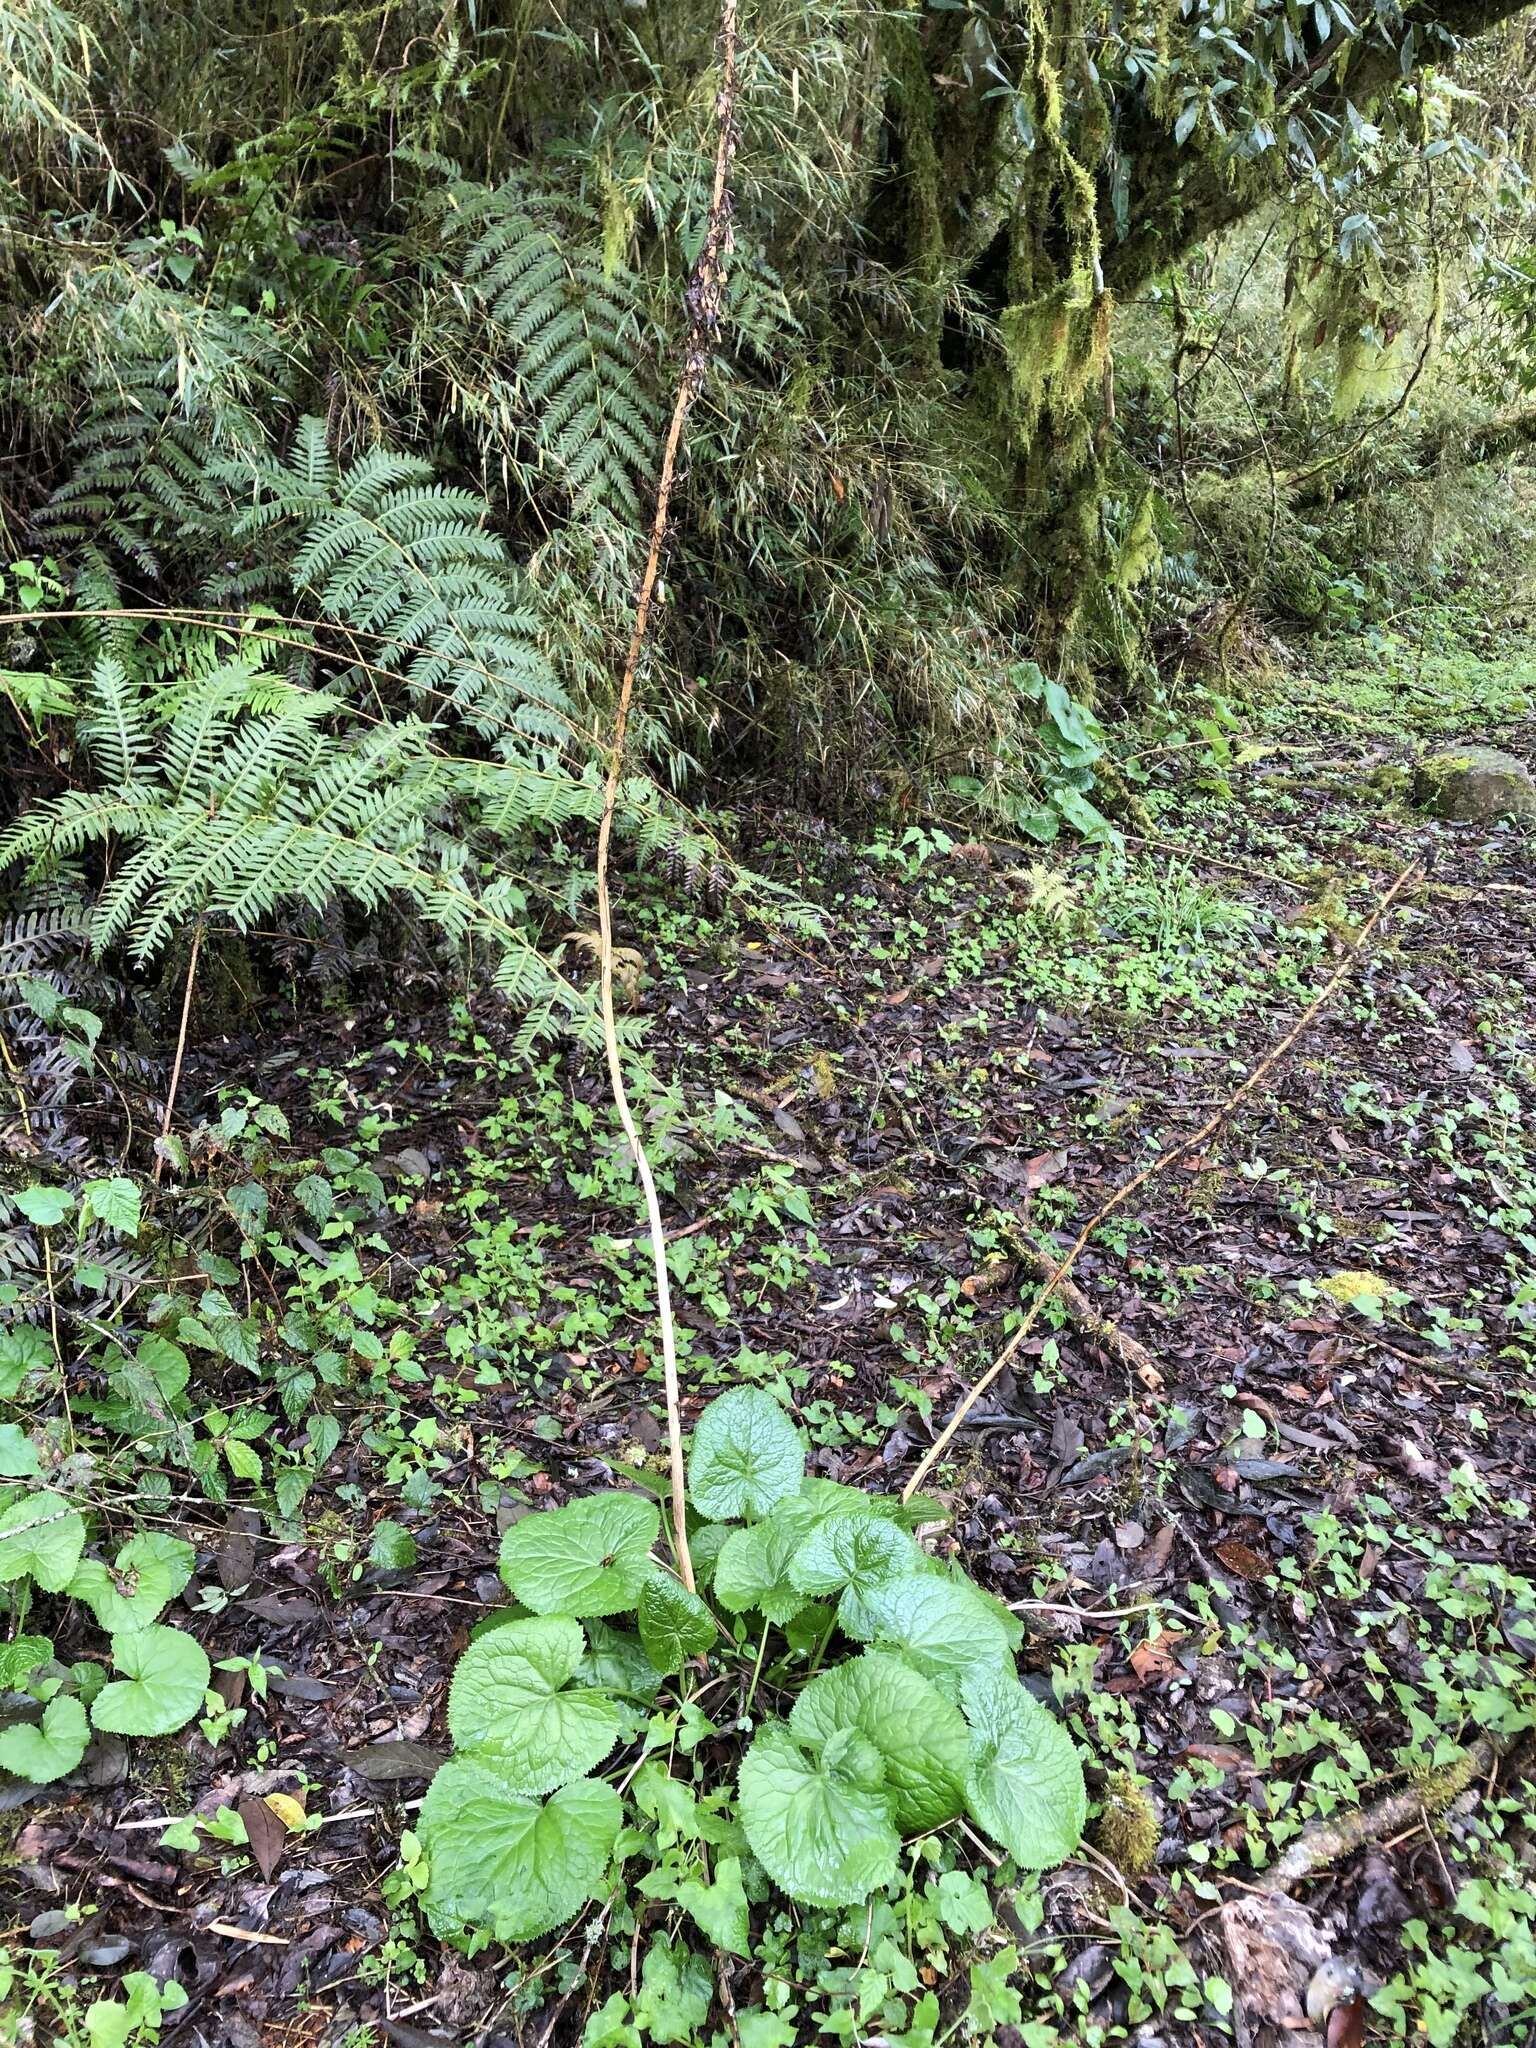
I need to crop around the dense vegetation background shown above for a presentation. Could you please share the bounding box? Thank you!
[4,1,1536,2044]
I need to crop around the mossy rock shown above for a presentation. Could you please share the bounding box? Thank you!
[1413,746,1536,823]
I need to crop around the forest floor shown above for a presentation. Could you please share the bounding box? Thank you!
[6,591,1536,2048]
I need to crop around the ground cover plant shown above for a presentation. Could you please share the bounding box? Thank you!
[6,0,1536,2043]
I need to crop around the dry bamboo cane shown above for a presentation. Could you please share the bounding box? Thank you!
[593,0,741,1592]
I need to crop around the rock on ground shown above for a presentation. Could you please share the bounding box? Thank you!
[1413,745,1536,821]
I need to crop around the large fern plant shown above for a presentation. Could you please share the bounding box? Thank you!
[0,632,605,1043]
[407,158,662,527]
[215,418,569,743]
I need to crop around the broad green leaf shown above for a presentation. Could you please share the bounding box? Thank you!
[637,1571,716,1672]
[960,1667,1086,1868]
[0,1695,89,1783]
[81,1176,142,1237]
[854,1576,1015,1699]
[578,1621,664,1701]
[794,1477,896,1522]
[14,1185,74,1227]
[635,1936,714,2045]
[787,1515,921,1634]
[0,1324,51,1397]
[498,1493,660,1617]
[791,1650,969,1831]
[687,1389,804,1522]
[671,1854,750,1957]
[447,1616,620,1794]
[91,1625,211,1737]
[224,1438,262,1482]
[737,1721,900,1907]
[369,1519,417,1571]
[633,1760,743,1851]
[0,1490,86,1592]
[418,1760,621,1943]
[67,1533,195,1634]
[137,1335,190,1401]
[712,1514,810,1626]
[0,1634,52,1688]
[0,1425,40,1479]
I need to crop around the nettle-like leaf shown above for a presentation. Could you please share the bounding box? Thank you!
[961,1667,1086,1868]
[687,1389,804,1522]
[68,1532,196,1634]
[579,1621,665,1701]
[0,1634,53,1689]
[0,1694,90,1783]
[787,1515,922,1635]
[91,1625,211,1737]
[447,1616,621,1794]
[712,1510,811,1627]
[0,1323,52,1397]
[791,1650,969,1832]
[854,1575,1016,1700]
[498,1492,660,1617]
[0,1692,91,1782]
[0,1489,87,1592]
[737,1721,900,1907]
[637,1571,716,1673]
[418,1758,622,1943]
[0,1425,41,1479]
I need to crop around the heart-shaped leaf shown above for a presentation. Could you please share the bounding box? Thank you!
[91,1625,211,1737]
[447,1616,620,1794]
[787,1515,921,1633]
[637,1572,716,1672]
[738,1721,900,1907]
[712,1512,811,1627]
[853,1575,1015,1698]
[68,1533,196,1634]
[81,1176,142,1237]
[0,1323,51,1399]
[418,1759,622,1943]
[687,1389,804,1522]
[791,1650,969,1831]
[960,1667,1086,1868]
[0,1634,52,1690]
[0,1695,89,1783]
[0,1490,87,1592]
[498,1492,660,1617]
[14,1185,74,1227]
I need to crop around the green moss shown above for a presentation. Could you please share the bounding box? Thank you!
[1094,1770,1159,1879]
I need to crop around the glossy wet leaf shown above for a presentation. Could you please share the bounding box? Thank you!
[637,1571,716,1672]
[498,1493,660,1617]
[687,1389,804,1522]
[961,1667,1086,1868]
[447,1616,620,1794]
[737,1721,900,1907]
[418,1759,621,1943]
[791,1649,969,1831]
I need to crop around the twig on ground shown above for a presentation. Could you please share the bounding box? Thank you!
[1001,1225,1165,1391]
[153,916,202,1183]
[1258,1734,1512,1891]
[593,0,740,1593]
[901,858,1423,1501]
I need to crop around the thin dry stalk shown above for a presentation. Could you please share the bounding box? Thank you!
[594,0,741,1592]
[902,859,1423,1501]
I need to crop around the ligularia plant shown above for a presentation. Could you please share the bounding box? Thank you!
[416,1389,1087,1948]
